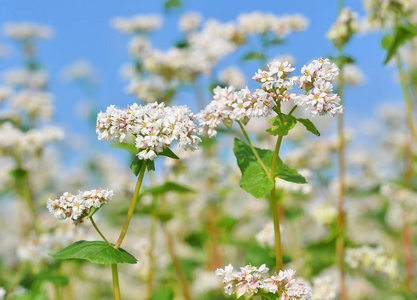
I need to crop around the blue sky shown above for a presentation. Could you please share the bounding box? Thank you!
[0,0,402,147]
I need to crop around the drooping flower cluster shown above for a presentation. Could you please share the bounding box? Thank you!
[96,102,201,160]
[345,245,398,278]
[110,14,162,34]
[215,264,311,299]
[327,8,358,48]
[3,22,54,40]
[47,189,113,224]
[295,58,343,116]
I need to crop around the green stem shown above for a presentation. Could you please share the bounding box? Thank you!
[147,196,157,299]
[90,216,110,245]
[237,120,271,177]
[5,262,26,300]
[114,162,147,250]
[287,105,298,118]
[396,53,417,145]
[271,135,283,273]
[111,264,121,300]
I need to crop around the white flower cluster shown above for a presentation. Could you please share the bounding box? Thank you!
[312,203,338,226]
[196,86,275,137]
[96,102,201,160]
[215,264,311,299]
[0,122,64,158]
[179,11,203,33]
[345,245,398,278]
[10,90,53,121]
[219,66,246,89]
[327,8,358,48]
[0,287,4,300]
[197,58,343,138]
[311,275,338,300]
[3,68,48,90]
[47,189,113,224]
[381,183,417,211]
[111,14,162,34]
[3,22,54,40]
[295,58,343,116]
[238,12,309,37]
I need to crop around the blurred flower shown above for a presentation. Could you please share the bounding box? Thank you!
[345,245,398,278]
[179,11,203,33]
[312,203,338,226]
[3,68,48,90]
[61,60,98,84]
[0,86,12,104]
[3,22,54,40]
[10,90,53,121]
[219,66,246,89]
[327,8,358,48]
[343,64,366,86]
[311,274,338,300]
[111,14,162,34]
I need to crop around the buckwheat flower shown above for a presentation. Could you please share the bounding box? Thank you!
[96,102,201,160]
[111,14,162,34]
[219,66,246,89]
[264,269,312,299]
[47,189,113,224]
[215,264,269,298]
[296,59,343,116]
[3,22,54,40]
[255,222,276,248]
[179,11,203,33]
[327,8,358,48]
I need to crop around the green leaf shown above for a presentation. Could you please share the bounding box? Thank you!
[140,181,194,197]
[233,138,274,198]
[151,287,174,300]
[276,158,307,184]
[147,160,155,172]
[163,0,182,11]
[49,241,137,265]
[159,147,179,159]
[130,156,144,176]
[111,142,137,155]
[383,24,417,64]
[268,38,285,45]
[233,138,306,198]
[296,118,321,136]
[266,115,296,136]
[241,51,265,62]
